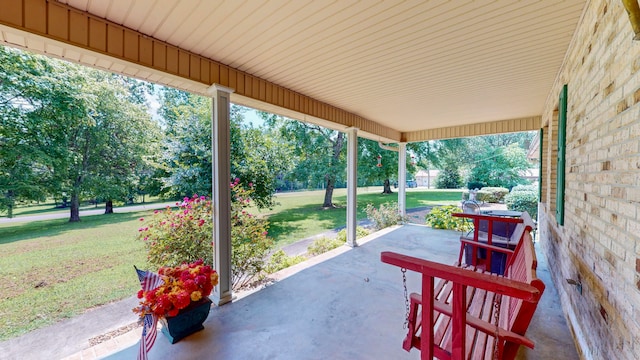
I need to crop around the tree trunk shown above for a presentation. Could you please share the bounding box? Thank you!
[382,179,393,194]
[105,199,114,214]
[323,176,335,208]
[69,192,81,222]
[321,132,345,208]
[6,190,14,218]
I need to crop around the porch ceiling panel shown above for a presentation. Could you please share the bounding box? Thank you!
[2,0,586,142]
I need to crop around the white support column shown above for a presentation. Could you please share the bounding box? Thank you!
[346,127,358,247]
[398,143,407,217]
[208,84,234,306]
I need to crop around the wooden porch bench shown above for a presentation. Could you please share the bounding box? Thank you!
[380,229,544,360]
[453,211,536,275]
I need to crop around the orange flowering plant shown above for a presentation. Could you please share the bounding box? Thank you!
[133,260,219,318]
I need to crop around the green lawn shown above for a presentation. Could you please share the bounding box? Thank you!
[0,212,148,340]
[261,188,462,246]
[0,188,461,340]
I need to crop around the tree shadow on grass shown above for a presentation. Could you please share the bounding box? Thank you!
[265,203,348,245]
[0,211,149,246]
[265,190,464,246]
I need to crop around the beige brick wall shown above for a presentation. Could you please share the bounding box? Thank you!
[538,1,640,359]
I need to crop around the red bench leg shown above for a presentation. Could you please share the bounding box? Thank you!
[403,294,421,351]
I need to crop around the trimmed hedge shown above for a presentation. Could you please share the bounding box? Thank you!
[505,189,538,219]
[477,187,509,203]
[511,184,537,192]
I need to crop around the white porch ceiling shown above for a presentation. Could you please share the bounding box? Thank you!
[5,0,586,136]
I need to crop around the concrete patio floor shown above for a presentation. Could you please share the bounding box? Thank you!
[101,224,579,360]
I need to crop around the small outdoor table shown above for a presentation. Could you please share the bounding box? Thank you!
[481,209,523,218]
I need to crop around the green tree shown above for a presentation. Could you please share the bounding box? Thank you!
[157,89,291,208]
[0,47,62,216]
[432,138,470,189]
[86,75,160,213]
[408,141,438,172]
[467,143,531,189]
[357,139,400,194]
[59,72,158,221]
[157,89,213,198]
[0,46,160,221]
[266,115,346,208]
[230,108,293,208]
[436,163,463,189]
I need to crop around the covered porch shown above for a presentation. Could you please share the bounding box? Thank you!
[99,225,577,360]
[5,1,637,357]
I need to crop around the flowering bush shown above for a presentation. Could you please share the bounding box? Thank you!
[133,260,219,318]
[138,194,213,268]
[137,180,273,290]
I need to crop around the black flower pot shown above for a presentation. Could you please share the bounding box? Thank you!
[160,297,212,344]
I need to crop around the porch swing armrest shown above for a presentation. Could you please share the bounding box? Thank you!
[380,251,540,301]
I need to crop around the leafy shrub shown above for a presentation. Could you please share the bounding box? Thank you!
[510,184,537,192]
[230,180,273,289]
[265,250,306,274]
[138,180,273,291]
[307,237,345,257]
[477,187,509,203]
[505,189,538,219]
[466,181,485,191]
[307,227,369,256]
[425,205,472,232]
[365,202,407,230]
[336,226,369,242]
[138,195,214,268]
[475,190,492,202]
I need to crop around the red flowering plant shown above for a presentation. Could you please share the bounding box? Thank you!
[137,181,272,291]
[133,260,219,318]
[138,194,213,268]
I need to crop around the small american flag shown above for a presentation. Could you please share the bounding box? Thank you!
[134,266,164,360]
[135,266,163,292]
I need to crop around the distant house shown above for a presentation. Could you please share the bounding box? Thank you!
[519,168,539,183]
[414,169,439,188]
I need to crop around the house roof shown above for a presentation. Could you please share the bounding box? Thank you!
[0,0,586,142]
